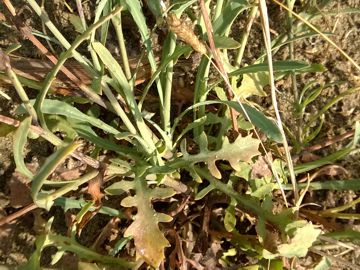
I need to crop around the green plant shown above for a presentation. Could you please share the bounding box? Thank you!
[1,0,360,269]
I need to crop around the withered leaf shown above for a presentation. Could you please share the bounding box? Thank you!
[167,12,207,55]
[121,176,175,268]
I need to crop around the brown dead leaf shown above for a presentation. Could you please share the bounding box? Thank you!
[9,160,39,208]
[206,135,261,179]
[0,12,5,22]
[87,168,104,203]
[251,155,273,179]
[167,12,207,55]
[57,167,83,180]
[315,165,349,177]
[300,151,320,163]
[9,171,32,208]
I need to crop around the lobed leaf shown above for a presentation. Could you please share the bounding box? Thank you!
[176,133,261,179]
[116,175,176,268]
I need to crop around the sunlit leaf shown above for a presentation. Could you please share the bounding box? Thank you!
[17,99,120,135]
[212,0,249,35]
[234,72,268,98]
[178,134,260,179]
[22,233,133,269]
[277,222,321,257]
[69,14,85,33]
[214,35,241,49]
[13,116,33,178]
[120,175,175,268]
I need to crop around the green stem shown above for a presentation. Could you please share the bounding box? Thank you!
[33,6,123,129]
[195,166,290,230]
[44,234,133,267]
[36,170,99,209]
[162,33,176,134]
[193,57,211,137]
[31,143,79,201]
[5,66,37,123]
[235,5,258,66]
[112,13,132,80]
[286,0,302,145]
[102,83,137,134]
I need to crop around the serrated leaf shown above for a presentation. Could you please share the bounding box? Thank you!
[105,180,135,195]
[277,222,321,258]
[121,196,137,207]
[233,161,252,180]
[151,187,176,199]
[124,207,170,267]
[203,135,260,178]
[172,134,260,179]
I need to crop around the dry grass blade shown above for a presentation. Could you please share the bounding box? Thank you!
[2,3,107,108]
[199,0,238,131]
[2,0,16,16]
[258,0,298,204]
[166,12,207,54]
[0,203,38,227]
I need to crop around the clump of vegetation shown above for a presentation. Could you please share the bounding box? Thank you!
[0,0,360,269]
